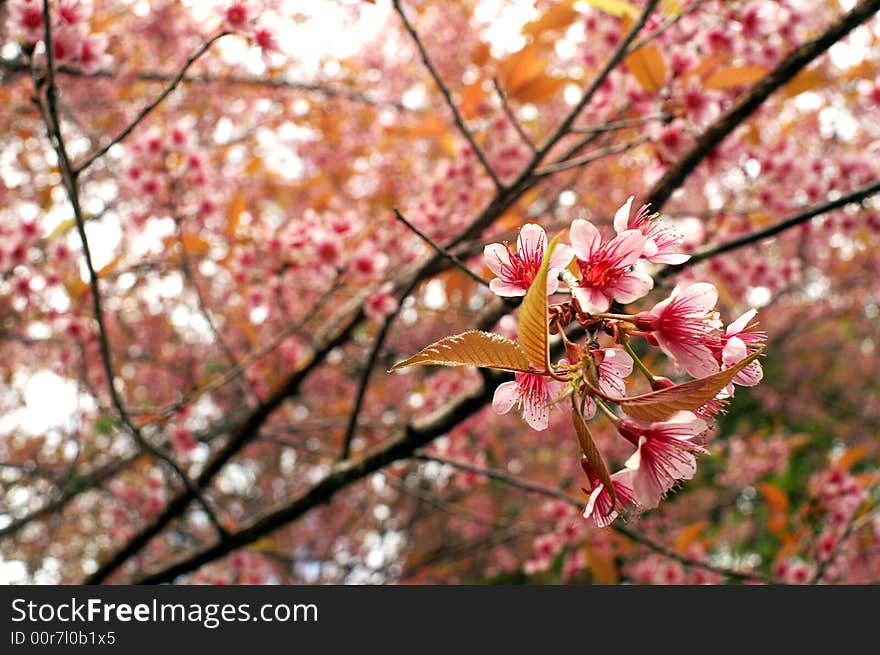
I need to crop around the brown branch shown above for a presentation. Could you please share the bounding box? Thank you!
[644,0,880,212]
[35,4,228,540]
[85,0,664,582]
[393,0,503,191]
[73,32,228,174]
[393,209,488,286]
[0,57,408,110]
[655,179,880,281]
[492,76,536,152]
[413,454,772,583]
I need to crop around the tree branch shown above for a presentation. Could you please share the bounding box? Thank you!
[393,0,502,191]
[644,0,880,212]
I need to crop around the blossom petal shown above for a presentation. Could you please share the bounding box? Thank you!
[548,242,575,271]
[570,219,602,262]
[489,278,527,297]
[521,394,550,431]
[613,196,635,233]
[492,381,519,415]
[517,224,547,265]
[604,229,645,268]
[573,285,610,314]
[722,335,748,367]
[647,252,690,265]
[608,270,654,304]
[483,243,512,277]
[726,308,758,335]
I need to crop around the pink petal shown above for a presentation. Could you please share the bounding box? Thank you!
[641,238,660,258]
[608,270,654,304]
[734,361,763,386]
[521,394,550,431]
[722,336,748,367]
[726,308,758,336]
[517,224,547,265]
[489,278,527,297]
[678,282,719,314]
[604,229,645,268]
[484,243,512,277]
[570,219,602,263]
[548,242,575,271]
[647,252,690,265]
[545,272,560,296]
[613,196,635,233]
[492,381,519,415]
[655,335,720,378]
[573,285,610,314]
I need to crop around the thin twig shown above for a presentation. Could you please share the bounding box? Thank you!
[393,0,503,191]
[532,137,650,177]
[492,77,536,152]
[413,454,772,583]
[74,32,228,174]
[394,209,488,286]
[35,3,228,540]
[655,180,880,281]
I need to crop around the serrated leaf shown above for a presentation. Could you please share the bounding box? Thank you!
[389,330,531,372]
[585,0,639,18]
[703,64,768,90]
[573,408,616,508]
[518,234,559,371]
[616,348,763,421]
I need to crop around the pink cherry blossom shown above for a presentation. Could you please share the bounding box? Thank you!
[613,196,691,265]
[569,218,652,313]
[484,224,573,297]
[636,282,722,378]
[621,412,709,508]
[719,308,766,386]
[492,372,565,431]
[583,347,633,418]
[364,283,398,321]
[582,465,639,528]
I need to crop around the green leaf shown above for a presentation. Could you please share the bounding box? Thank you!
[518,233,560,371]
[389,330,531,372]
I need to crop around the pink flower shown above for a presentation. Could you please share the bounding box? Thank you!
[613,196,690,265]
[79,32,111,74]
[365,283,398,321]
[8,0,44,44]
[492,372,565,431]
[569,218,652,313]
[582,465,639,528]
[484,224,573,297]
[223,2,251,32]
[583,347,633,418]
[635,282,722,378]
[621,411,709,508]
[719,308,766,386]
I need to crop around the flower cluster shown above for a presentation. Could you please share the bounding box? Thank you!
[7,0,111,73]
[478,197,768,524]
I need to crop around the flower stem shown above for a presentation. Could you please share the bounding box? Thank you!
[622,337,656,384]
[594,397,621,425]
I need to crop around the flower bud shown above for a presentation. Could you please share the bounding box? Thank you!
[650,376,676,391]
[617,418,646,445]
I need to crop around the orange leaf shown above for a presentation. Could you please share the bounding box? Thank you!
[460,80,486,119]
[617,348,763,422]
[583,545,619,584]
[518,234,560,370]
[513,74,568,104]
[389,330,531,373]
[703,64,769,90]
[573,409,615,508]
[783,68,829,97]
[523,1,579,38]
[836,444,873,471]
[625,42,666,92]
[498,44,547,97]
[759,483,789,513]
[674,521,708,553]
